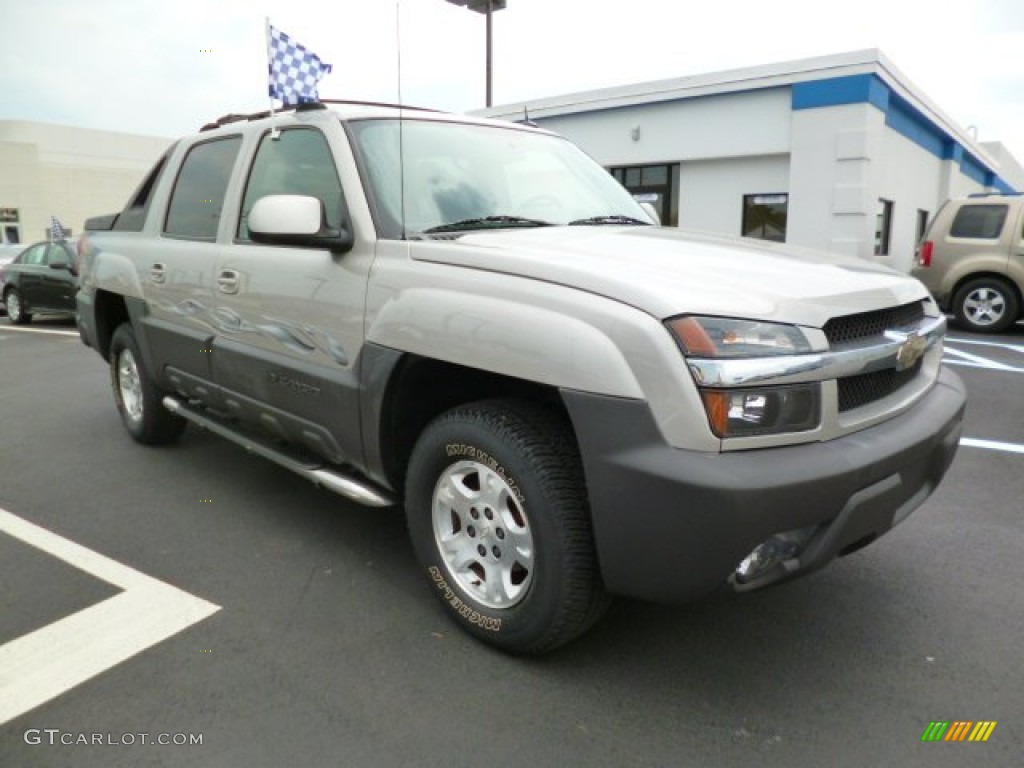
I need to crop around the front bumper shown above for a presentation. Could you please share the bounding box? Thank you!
[562,367,966,603]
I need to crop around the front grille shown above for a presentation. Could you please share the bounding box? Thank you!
[837,361,922,412]
[823,301,925,346]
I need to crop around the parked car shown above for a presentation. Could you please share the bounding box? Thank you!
[2,239,79,324]
[0,246,19,315]
[912,193,1024,333]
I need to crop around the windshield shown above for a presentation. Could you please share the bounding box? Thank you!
[347,118,652,238]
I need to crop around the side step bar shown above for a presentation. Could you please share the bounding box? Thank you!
[162,396,394,508]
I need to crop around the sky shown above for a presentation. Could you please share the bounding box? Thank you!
[1,0,1022,166]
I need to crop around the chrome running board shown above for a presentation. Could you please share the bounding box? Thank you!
[162,396,394,508]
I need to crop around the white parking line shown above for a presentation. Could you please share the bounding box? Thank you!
[943,344,1024,374]
[0,507,221,725]
[0,326,79,337]
[959,438,1024,455]
[946,337,1024,354]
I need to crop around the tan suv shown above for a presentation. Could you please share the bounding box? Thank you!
[913,194,1024,333]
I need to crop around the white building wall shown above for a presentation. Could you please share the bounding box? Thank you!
[788,103,886,261]
[0,121,172,244]
[538,89,792,167]
[877,129,965,272]
[678,154,790,236]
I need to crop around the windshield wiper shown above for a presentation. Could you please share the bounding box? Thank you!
[568,215,651,226]
[422,215,554,234]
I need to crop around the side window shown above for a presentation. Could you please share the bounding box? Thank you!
[238,128,343,241]
[20,244,47,265]
[115,145,176,232]
[949,204,1008,239]
[164,136,242,240]
[45,244,72,266]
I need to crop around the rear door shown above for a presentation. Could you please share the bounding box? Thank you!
[1009,202,1024,296]
[13,244,48,305]
[209,125,372,465]
[38,242,77,311]
[140,135,244,406]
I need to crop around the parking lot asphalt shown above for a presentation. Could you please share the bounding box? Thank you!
[1,318,1022,768]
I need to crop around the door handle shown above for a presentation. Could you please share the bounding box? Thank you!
[217,269,240,294]
[151,263,166,284]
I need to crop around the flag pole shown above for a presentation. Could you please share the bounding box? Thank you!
[265,17,279,139]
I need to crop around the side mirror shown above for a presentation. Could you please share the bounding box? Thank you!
[249,194,354,254]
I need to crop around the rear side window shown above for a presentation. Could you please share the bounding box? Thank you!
[949,204,1008,239]
[164,137,242,240]
[115,144,177,232]
[18,244,47,265]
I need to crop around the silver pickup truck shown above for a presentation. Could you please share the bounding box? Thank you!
[76,101,966,653]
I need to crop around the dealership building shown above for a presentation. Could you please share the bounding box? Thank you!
[480,49,1024,272]
[0,121,171,246]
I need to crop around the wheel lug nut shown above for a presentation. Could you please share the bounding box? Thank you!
[477,544,487,557]
[496,529,505,540]
[470,508,479,519]
[484,509,494,520]
[492,546,501,558]
[467,526,476,537]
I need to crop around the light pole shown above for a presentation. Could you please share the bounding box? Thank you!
[444,0,507,107]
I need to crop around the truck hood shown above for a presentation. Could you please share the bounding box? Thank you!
[410,226,929,327]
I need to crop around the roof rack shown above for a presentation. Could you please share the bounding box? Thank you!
[199,98,438,132]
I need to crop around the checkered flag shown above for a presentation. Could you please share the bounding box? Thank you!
[50,216,69,242]
[267,25,332,106]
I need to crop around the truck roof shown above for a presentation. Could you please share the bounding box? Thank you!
[198,99,543,135]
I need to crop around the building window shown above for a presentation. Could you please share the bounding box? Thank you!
[610,163,679,226]
[3,225,19,244]
[915,209,929,245]
[875,199,893,255]
[742,194,788,242]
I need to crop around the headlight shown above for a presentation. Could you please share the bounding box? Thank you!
[666,316,820,438]
[666,316,811,357]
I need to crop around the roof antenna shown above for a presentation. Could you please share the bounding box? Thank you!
[397,1,407,240]
[521,106,537,128]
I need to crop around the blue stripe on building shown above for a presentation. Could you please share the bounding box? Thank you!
[793,75,1016,193]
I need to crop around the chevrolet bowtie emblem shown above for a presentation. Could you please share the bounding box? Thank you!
[895,332,929,371]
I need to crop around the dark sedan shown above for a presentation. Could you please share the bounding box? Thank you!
[1,240,79,324]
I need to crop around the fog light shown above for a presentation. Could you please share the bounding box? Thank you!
[735,526,817,584]
[700,383,819,438]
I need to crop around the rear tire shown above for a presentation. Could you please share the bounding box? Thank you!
[953,277,1019,333]
[5,289,31,325]
[109,323,186,445]
[405,399,609,654]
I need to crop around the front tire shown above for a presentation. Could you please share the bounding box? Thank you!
[953,277,1019,333]
[405,400,608,654]
[109,323,186,445]
[5,289,32,325]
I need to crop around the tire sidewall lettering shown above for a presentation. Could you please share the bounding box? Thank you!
[428,565,502,632]
[444,443,525,504]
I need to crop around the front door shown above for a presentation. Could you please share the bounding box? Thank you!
[210,126,371,466]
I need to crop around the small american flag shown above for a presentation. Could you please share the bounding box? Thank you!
[50,216,69,242]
